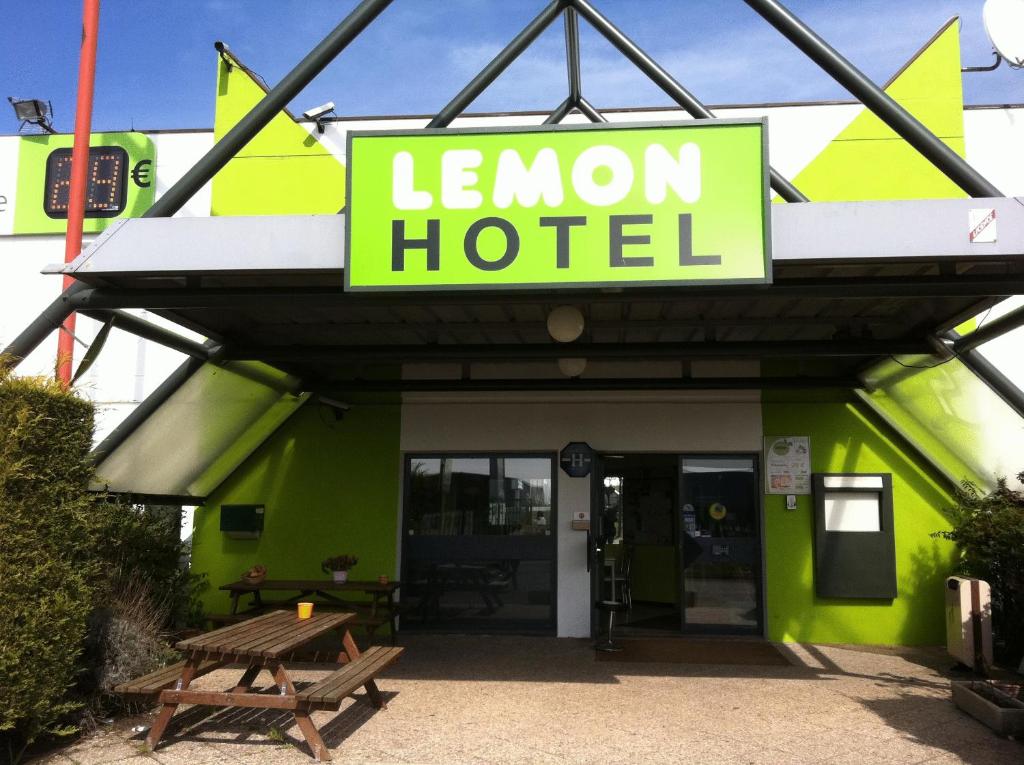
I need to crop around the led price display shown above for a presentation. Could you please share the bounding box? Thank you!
[43,146,129,219]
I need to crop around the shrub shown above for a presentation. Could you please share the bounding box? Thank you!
[0,367,208,761]
[935,472,1024,666]
[83,570,178,709]
[0,370,97,761]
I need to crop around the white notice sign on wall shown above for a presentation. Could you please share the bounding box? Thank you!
[764,436,811,495]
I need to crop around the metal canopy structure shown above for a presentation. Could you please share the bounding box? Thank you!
[4,0,1024,499]
[48,200,1024,396]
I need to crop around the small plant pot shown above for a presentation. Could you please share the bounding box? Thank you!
[332,570,349,584]
[951,680,1024,737]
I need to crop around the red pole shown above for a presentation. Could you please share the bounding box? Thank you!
[58,0,100,386]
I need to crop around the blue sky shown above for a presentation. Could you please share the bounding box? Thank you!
[1,1,1021,133]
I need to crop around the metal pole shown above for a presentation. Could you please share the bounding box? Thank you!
[743,0,1004,198]
[953,303,1024,353]
[79,309,213,360]
[2,0,393,371]
[428,0,566,128]
[564,6,582,102]
[576,96,607,123]
[572,0,808,203]
[57,0,100,386]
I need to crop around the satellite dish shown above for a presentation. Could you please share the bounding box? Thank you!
[983,0,1024,68]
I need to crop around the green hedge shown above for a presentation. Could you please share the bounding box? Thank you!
[0,370,98,761]
[0,367,206,762]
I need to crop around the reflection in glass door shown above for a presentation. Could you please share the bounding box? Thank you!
[679,456,762,634]
[402,454,556,633]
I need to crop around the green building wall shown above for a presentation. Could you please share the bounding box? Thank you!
[189,402,401,615]
[186,20,970,644]
[762,395,957,645]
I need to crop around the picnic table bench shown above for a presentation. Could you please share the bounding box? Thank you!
[114,610,403,761]
[216,578,400,643]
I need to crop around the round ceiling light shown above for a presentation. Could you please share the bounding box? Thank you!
[547,305,585,343]
[558,357,588,378]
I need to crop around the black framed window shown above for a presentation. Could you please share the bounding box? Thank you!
[402,454,556,633]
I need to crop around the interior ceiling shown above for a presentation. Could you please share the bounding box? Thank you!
[90,255,1017,388]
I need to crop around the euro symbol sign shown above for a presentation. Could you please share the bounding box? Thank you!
[131,158,152,188]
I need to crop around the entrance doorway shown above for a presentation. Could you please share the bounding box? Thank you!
[592,453,762,636]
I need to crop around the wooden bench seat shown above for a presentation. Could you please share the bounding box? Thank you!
[298,646,404,710]
[113,659,222,698]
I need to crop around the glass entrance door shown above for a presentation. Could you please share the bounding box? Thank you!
[679,456,762,634]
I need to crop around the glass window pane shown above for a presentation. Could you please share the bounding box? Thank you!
[403,454,555,633]
[860,353,1024,491]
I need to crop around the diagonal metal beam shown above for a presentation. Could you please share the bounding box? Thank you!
[953,303,1024,353]
[79,309,213,360]
[147,0,393,218]
[428,0,566,128]
[576,96,607,123]
[743,0,1003,198]
[571,0,808,203]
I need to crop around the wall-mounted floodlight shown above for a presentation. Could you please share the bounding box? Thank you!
[302,100,336,134]
[983,0,1024,69]
[8,97,56,133]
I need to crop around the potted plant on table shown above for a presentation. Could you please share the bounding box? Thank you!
[322,554,358,584]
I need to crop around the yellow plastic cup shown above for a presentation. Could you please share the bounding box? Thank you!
[297,602,314,619]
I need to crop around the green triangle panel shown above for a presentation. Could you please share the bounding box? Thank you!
[211,57,346,216]
[789,20,967,202]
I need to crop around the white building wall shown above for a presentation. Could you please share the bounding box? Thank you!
[399,389,763,638]
[964,107,1024,197]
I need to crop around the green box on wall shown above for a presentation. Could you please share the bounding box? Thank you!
[13,131,156,235]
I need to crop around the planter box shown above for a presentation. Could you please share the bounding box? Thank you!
[951,680,1024,737]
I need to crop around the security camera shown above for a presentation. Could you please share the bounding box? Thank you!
[303,101,335,120]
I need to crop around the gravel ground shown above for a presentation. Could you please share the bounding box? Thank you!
[35,635,1023,765]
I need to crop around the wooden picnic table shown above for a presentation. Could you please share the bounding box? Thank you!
[114,610,403,761]
[219,578,400,643]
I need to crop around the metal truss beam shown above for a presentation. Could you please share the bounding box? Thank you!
[317,376,858,393]
[64,275,1024,311]
[225,340,929,364]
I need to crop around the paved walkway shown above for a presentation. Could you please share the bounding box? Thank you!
[40,636,1021,764]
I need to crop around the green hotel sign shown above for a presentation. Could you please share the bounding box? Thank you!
[345,120,770,291]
